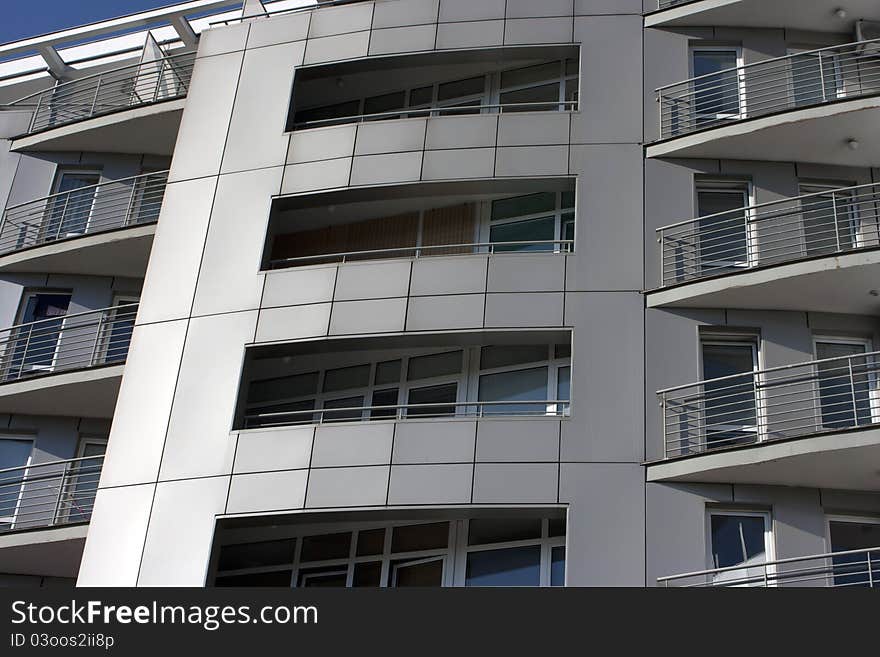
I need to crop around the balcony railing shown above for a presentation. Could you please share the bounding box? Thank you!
[0,171,168,258]
[245,399,570,430]
[658,547,880,587]
[0,455,103,533]
[8,51,196,135]
[0,303,138,385]
[659,350,880,459]
[657,182,880,287]
[657,40,880,140]
[269,239,574,269]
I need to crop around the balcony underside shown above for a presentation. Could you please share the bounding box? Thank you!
[0,524,86,577]
[647,425,880,491]
[0,223,156,277]
[647,248,880,314]
[0,365,123,417]
[646,0,880,31]
[10,98,185,156]
[648,97,880,166]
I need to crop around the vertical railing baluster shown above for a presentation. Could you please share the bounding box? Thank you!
[89,77,102,119]
[50,461,70,526]
[848,357,859,426]
[29,93,42,133]
[818,51,827,103]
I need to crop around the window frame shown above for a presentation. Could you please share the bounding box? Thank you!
[787,46,846,107]
[694,178,755,271]
[212,516,566,588]
[812,335,879,430]
[480,190,575,253]
[45,168,103,238]
[0,435,35,528]
[797,180,861,253]
[705,509,775,585]
[689,46,746,124]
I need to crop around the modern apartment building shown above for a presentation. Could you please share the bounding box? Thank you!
[0,0,877,588]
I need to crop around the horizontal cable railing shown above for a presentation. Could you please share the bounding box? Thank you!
[0,171,168,257]
[657,182,880,287]
[292,101,579,130]
[658,546,880,587]
[0,303,138,385]
[657,39,880,139]
[0,455,103,533]
[7,51,196,135]
[269,239,574,269]
[244,399,570,430]
[659,350,880,459]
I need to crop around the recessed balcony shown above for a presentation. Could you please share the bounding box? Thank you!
[288,46,579,132]
[0,171,167,277]
[647,1,880,33]
[264,179,575,271]
[649,182,880,313]
[648,41,880,165]
[649,350,880,490]
[658,546,879,587]
[0,303,137,417]
[238,333,571,431]
[6,51,195,155]
[0,454,101,579]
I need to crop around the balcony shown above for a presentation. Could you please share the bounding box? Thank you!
[5,51,195,154]
[0,304,137,417]
[0,171,167,276]
[265,179,575,270]
[647,1,880,33]
[0,455,101,579]
[648,41,880,165]
[649,351,880,490]
[658,547,880,587]
[649,182,880,313]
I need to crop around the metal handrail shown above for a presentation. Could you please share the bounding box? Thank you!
[658,350,880,458]
[658,546,880,587]
[0,455,103,533]
[270,240,575,269]
[0,171,168,257]
[0,303,138,385]
[293,100,579,130]
[244,399,571,430]
[211,0,378,27]
[7,51,196,135]
[656,181,880,287]
[656,39,880,139]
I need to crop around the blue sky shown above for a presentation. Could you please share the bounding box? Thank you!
[0,1,183,45]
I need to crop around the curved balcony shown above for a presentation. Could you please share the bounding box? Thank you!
[0,171,167,276]
[649,351,880,490]
[0,303,137,417]
[6,51,195,154]
[649,182,880,313]
[647,1,880,32]
[649,40,880,165]
[0,455,101,579]
[658,546,879,587]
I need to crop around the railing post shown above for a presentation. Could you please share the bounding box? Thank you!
[832,192,842,252]
[29,93,42,133]
[152,58,167,104]
[869,552,875,588]
[848,357,860,425]
[50,461,70,526]
[89,77,102,119]
[658,232,665,286]
[660,395,668,457]
[818,51,827,103]
[123,177,139,227]
[54,193,71,241]
[17,324,33,379]
[90,311,105,366]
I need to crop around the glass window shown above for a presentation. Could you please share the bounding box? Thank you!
[501,62,560,90]
[709,514,767,570]
[829,520,880,587]
[407,383,458,417]
[489,217,556,252]
[322,396,364,422]
[815,341,871,429]
[0,438,32,473]
[295,100,361,126]
[370,388,399,419]
[799,184,857,256]
[468,518,542,545]
[218,539,295,572]
[323,364,370,393]
[409,86,433,107]
[300,532,352,562]
[407,351,463,381]
[499,84,559,111]
[557,366,571,403]
[696,186,749,272]
[216,571,292,587]
[375,360,401,385]
[466,546,541,587]
[551,546,566,586]
[249,372,318,403]
[691,50,741,124]
[391,522,449,553]
[298,567,348,587]
[363,91,406,116]
[701,341,758,448]
[480,345,548,370]
[438,76,484,102]
[356,528,386,556]
[392,558,444,586]
[352,562,382,587]
[491,193,556,221]
[478,366,549,415]
[549,517,566,538]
